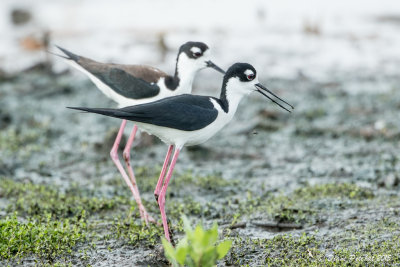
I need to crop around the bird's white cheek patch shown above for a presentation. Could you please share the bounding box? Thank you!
[190,47,201,54]
[244,69,254,76]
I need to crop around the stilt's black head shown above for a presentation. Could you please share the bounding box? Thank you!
[223,63,257,83]
[175,41,225,74]
[222,63,294,112]
[179,41,209,59]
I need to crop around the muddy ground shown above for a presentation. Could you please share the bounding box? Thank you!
[1,56,400,266]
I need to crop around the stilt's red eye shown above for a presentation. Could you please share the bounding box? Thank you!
[247,74,255,80]
[193,52,202,57]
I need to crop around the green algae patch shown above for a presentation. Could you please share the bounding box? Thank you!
[108,166,237,194]
[111,215,163,248]
[0,178,131,219]
[221,183,375,225]
[291,183,374,200]
[262,183,375,224]
[171,171,238,190]
[226,233,324,266]
[0,214,87,264]
[227,229,399,266]
[167,197,206,218]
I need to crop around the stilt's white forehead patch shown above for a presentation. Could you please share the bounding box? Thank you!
[190,47,202,54]
[244,69,254,76]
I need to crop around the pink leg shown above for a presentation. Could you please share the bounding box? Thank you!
[110,120,150,224]
[122,125,155,223]
[154,145,174,202]
[157,147,181,242]
[123,125,138,187]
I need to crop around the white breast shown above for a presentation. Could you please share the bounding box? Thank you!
[135,98,234,148]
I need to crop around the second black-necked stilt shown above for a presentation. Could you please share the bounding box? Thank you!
[55,42,224,224]
[69,62,293,241]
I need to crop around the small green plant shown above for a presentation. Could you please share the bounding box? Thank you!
[0,213,87,263]
[162,216,232,267]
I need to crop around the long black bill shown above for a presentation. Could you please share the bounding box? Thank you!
[255,83,294,113]
[206,60,225,74]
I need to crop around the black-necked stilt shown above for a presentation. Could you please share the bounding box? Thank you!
[55,42,224,224]
[68,62,293,241]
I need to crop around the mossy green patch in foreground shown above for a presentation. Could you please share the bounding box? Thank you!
[0,178,132,219]
[227,228,400,266]
[110,214,163,248]
[226,182,375,224]
[262,183,374,224]
[0,214,86,264]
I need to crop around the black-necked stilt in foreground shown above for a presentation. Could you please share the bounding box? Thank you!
[68,63,293,242]
[55,42,224,224]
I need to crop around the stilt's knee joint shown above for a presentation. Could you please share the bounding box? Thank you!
[110,150,119,161]
[157,195,165,207]
[123,150,130,162]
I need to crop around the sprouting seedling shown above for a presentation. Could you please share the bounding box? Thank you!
[162,216,232,267]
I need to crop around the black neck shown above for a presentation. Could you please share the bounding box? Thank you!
[217,76,229,113]
[164,59,180,90]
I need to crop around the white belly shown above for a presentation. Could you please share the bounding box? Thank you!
[135,110,233,148]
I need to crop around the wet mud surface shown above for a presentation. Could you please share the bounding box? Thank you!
[1,62,400,265]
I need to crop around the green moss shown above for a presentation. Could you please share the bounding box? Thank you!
[291,183,374,200]
[0,128,42,156]
[227,223,400,266]
[1,173,394,266]
[110,215,162,247]
[171,171,237,190]
[108,167,236,195]
[226,233,324,266]
[222,183,375,224]
[264,183,374,223]
[0,213,86,264]
[167,197,207,219]
[0,178,133,219]
[0,178,162,263]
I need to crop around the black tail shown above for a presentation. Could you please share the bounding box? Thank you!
[67,107,131,120]
[55,45,80,62]
[46,49,69,59]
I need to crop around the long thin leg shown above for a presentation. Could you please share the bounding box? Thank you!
[123,125,138,187]
[122,125,155,223]
[110,120,150,224]
[157,147,181,241]
[154,145,174,202]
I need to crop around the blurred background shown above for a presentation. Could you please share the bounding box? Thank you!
[1,0,400,81]
[1,0,400,266]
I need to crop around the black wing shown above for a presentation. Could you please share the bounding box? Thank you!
[56,46,163,99]
[93,67,161,99]
[68,94,219,131]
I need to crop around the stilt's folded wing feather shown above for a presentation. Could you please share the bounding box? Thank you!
[92,67,161,99]
[56,46,167,99]
[69,95,219,131]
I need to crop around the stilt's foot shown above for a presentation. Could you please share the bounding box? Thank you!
[167,218,176,246]
[138,205,158,225]
[144,213,157,225]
